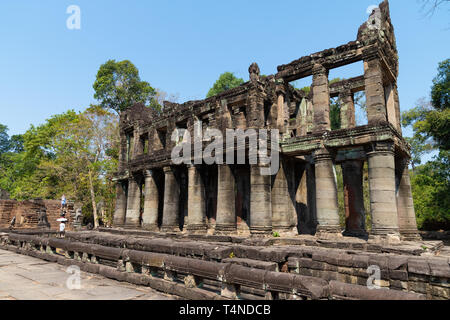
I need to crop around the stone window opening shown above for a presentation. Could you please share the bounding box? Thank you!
[175,121,188,145]
[126,132,134,162]
[156,127,167,150]
[139,133,149,155]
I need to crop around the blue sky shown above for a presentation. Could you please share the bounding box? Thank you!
[0,0,448,143]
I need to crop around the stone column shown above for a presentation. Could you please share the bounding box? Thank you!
[312,64,331,133]
[215,165,236,233]
[314,149,341,235]
[271,161,295,233]
[187,165,207,233]
[364,53,387,125]
[342,161,367,236]
[142,170,159,231]
[125,176,141,228]
[113,181,127,227]
[367,142,399,236]
[339,89,356,129]
[396,159,421,240]
[161,167,180,232]
[250,165,272,235]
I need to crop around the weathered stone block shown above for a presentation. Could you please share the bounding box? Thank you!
[351,254,370,269]
[408,258,431,276]
[292,275,329,299]
[264,272,295,293]
[222,258,278,271]
[427,258,450,278]
[225,264,266,289]
[329,281,425,300]
[390,270,408,281]
[388,256,408,270]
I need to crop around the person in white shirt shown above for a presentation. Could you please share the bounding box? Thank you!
[59,221,66,238]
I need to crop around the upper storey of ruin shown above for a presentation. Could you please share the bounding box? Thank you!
[121,0,399,131]
[118,0,407,173]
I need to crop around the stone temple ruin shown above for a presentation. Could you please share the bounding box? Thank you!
[113,0,419,241]
[1,1,448,301]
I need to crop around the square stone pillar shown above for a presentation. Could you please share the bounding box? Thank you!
[385,83,399,130]
[125,176,141,228]
[250,164,272,235]
[142,170,159,231]
[312,64,331,133]
[113,181,127,227]
[215,164,236,234]
[118,129,127,172]
[384,82,403,134]
[342,160,367,237]
[396,159,421,240]
[339,89,356,129]
[393,83,402,135]
[187,165,207,233]
[161,167,180,233]
[314,149,341,235]
[364,55,387,125]
[367,142,400,237]
[296,98,308,136]
[276,83,287,133]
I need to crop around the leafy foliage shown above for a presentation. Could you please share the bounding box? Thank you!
[0,124,10,154]
[402,59,450,230]
[411,150,450,230]
[206,72,244,98]
[93,60,158,113]
[431,59,449,111]
[0,107,119,227]
[402,60,450,151]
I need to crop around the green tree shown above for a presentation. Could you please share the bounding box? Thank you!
[405,136,434,170]
[0,124,10,154]
[93,59,158,114]
[402,60,450,150]
[411,150,450,230]
[207,72,244,98]
[0,108,119,228]
[402,59,450,230]
[9,135,24,153]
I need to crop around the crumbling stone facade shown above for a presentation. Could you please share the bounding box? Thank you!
[113,1,419,241]
[0,199,74,231]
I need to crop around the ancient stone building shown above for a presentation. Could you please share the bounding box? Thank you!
[113,0,420,240]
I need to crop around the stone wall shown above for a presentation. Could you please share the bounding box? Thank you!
[1,230,448,300]
[0,199,73,231]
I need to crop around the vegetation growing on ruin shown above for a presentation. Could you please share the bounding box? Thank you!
[206,72,244,98]
[93,59,160,114]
